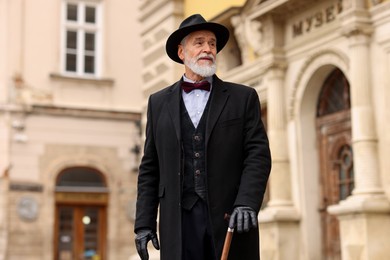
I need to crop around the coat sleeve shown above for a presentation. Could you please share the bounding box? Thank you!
[234,88,271,213]
[134,96,160,233]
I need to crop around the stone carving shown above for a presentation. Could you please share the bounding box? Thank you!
[245,19,263,55]
[231,15,251,64]
[13,73,52,105]
[17,196,39,221]
[231,15,264,62]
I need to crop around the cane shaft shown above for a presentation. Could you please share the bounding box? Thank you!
[221,228,234,260]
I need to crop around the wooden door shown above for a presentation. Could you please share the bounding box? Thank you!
[316,68,353,260]
[54,167,108,260]
[317,111,353,259]
[55,205,107,260]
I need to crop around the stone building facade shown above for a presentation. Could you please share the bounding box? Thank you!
[138,0,390,259]
[0,0,143,259]
[2,0,390,259]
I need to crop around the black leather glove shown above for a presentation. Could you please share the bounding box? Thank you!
[135,229,160,260]
[228,206,258,233]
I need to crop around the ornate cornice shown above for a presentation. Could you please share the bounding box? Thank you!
[339,7,374,37]
[30,105,141,121]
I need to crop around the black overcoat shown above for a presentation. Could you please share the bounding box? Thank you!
[135,75,271,260]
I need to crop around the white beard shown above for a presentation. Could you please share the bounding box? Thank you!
[184,52,217,77]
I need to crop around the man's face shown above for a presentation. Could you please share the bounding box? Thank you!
[178,30,217,79]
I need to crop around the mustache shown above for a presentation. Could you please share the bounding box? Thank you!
[196,53,215,62]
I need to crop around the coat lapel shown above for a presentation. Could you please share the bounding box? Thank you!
[206,75,229,145]
[166,76,229,144]
[167,81,182,142]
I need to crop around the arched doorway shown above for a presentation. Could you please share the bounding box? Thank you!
[54,167,108,260]
[316,68,354,259]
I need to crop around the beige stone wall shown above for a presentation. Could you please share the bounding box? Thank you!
[0,175,8,260]
[371,3,390,201]
[0,0,7,105]
[4,110,140,259]
[222,0,390,259]
[139,0,185,139]
[2,0,144,258]
[5,0,143,111]
[7,189,43,260]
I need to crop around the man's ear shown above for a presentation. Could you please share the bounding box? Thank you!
[178,45,185,61]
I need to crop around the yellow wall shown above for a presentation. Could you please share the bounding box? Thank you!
[184,0,246,20]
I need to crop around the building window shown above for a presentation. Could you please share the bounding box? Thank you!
[335,144,354,200]
[57,167,106,188]
[316,68,350,117]
[62,1,102,77]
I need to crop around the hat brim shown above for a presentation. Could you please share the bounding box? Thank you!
[166,22,230,64]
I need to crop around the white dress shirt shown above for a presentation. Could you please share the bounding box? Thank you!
[181,75,212,128]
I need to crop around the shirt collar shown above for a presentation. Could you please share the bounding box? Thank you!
[182,74,213,85]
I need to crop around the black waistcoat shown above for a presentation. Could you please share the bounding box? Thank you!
[180,97,210,210]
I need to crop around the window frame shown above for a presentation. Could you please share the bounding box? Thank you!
[60,0,103,78]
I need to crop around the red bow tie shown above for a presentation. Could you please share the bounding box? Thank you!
[181,81,211,93]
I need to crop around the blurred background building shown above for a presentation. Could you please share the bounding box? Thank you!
[1,0,390,260]
[0,0,143,259]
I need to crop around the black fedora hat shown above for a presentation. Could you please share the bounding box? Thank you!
[166,14,230,64]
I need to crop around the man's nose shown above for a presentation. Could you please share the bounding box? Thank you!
[203,43,212,53]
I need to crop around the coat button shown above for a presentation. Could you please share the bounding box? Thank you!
[195,170,200,176]
[194,152,200,158]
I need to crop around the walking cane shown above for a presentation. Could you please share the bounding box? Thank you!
[221,227,234,260]
[221,214,234,260]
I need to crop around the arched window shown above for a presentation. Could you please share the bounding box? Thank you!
[56,167,106,189]
[317,68,350,117]
[334,144,354,201]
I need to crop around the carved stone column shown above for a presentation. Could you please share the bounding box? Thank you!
[265,66,292,207]
[259,63,300,260]
[328,6,390,260]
